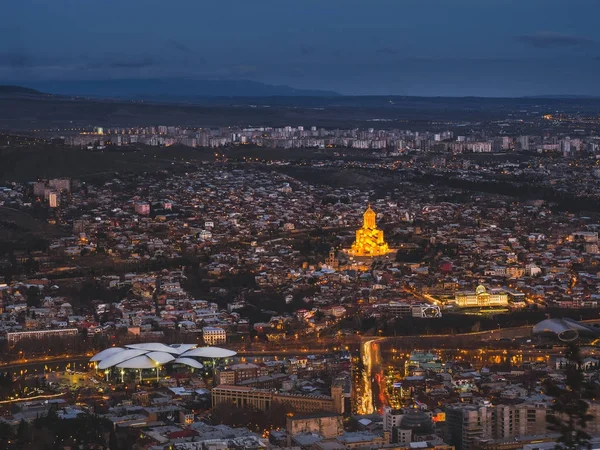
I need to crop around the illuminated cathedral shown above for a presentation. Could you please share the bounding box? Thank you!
[350,205,390,257]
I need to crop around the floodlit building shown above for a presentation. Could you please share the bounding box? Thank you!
[7,328,78,346]
[135,202,150,215]
[454,285,508,308]
[48,191,59,208]
[203,326,227,345]
[89,343,236,382]
[349,206,390,257]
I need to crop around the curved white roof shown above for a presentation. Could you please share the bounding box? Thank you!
[146,351,176,365]
[124,343,197,355]
[173,357,204,369]
[116,355,157,369]
[90,347,125,362]
[97,349,149,370]
[533,318,599,342]
[124,343,175,353]
[125,342,196,355]
[166,344,198,354]
[90,343,233,369]
[181,346,237,358]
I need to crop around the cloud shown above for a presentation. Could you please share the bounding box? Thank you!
[516,32,595,49]
[407,57,523,64]
[300,46,314,56]
[164,39,206,65]
[0,52,33,68]
[166,39,193,53]
[0,51,78,74]
[377,47,402,55]
[108,57,156,69]
[232,64,258,75]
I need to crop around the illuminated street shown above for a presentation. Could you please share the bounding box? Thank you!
[357,338,387,414]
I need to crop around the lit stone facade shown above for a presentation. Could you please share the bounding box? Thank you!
[350,206,390,257]
[454,285,508,308]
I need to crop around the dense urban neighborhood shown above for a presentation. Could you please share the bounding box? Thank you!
[3,111,600,450]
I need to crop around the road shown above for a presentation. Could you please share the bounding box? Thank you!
[0,355,91,375]
[0,326,527,372]
[3,319,586,382]
[357,338,379,415]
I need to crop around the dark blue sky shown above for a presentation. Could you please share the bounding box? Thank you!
[2,0,600,96]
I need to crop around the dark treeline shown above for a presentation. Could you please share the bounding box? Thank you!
[424,173,600,214]
[211,401,295,432]
[46,255,201,281]
[1,333,110,362]
[0,409,135,450]
[272,165,600,215]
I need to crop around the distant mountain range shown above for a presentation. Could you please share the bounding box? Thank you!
[0,85,42,95]
[4,82,600,131]
[2,81,600,102]
[522,94,600,99]
[4,82,600,121]
[11,79,341,99]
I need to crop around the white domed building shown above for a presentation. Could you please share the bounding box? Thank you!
[532,318,600,342]
[90,343,236,382]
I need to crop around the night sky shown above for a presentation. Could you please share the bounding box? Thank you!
[2,0,600,96]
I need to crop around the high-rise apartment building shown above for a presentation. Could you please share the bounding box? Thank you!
[48,178,71,193]
[446,403,548,450]
[493,403,547,439]
[48,191,59,208]
[446,404,492,450]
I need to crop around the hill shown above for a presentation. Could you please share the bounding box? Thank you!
[0,85,43,95]
[3,88,600,131]
[17,78,340,99]
[0,146,203,182]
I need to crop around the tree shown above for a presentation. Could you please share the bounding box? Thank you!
[25,286,41,308]
[0,422,13,448]
[109,429,119,450]
[17,418,30,445]
[545,343,595,450]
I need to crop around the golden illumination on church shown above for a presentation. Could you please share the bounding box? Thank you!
[350,205,390,257]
